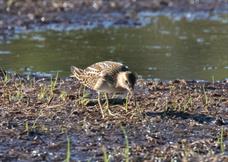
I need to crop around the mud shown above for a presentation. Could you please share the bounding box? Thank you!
[0,73,227,161]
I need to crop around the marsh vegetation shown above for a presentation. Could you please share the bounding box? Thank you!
[0,73,227,161]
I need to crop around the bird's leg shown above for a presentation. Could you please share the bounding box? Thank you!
[104,93,109,108]
[97,92,105,118]
[104,93,115,116]
[122,92,136,111]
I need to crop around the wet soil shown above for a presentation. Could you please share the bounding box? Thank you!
[1,0,228,40]
[0,73,227,161]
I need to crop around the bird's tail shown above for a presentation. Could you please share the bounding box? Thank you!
[71,66,84,81]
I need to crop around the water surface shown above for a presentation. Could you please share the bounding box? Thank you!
[0,16,227,80]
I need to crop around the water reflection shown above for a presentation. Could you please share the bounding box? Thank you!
[0,16,227,80]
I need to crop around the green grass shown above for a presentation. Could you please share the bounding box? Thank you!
[124,93,130,112]
[182,96,193,112]
[37,72,59,102]
[14,81,24,102]
[64,136,71,162]
[77,86,90,106]
[50,72,59,96]
[202,85,208,105]
[25,121,29,133]
[60,90,68,101]
[217,127,225,154]
[1,71,10,86]
[31,109,43,129]
[164,97,169,111]
[3,80,25,103]
[101,126,130,162]
[37,85,48,101]
[102,146,110,162]
[121,126,130,162]
[79,91,90,105]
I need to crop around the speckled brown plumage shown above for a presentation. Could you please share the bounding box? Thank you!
[71,61,137,118]
[71,61,136,94]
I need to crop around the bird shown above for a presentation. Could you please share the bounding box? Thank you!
[71,61,137,118]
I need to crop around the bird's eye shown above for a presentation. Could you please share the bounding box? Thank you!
[125,80,128,84]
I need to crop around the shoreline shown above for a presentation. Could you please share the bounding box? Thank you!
[1,0,228,40]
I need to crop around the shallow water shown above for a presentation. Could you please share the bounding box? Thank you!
[0,16,228,80]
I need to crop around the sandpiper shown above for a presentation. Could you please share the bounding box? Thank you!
[71,61,137,118]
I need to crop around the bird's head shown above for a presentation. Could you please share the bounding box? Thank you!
[117,71,137,94]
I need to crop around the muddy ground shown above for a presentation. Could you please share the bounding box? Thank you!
[0,73,227,161]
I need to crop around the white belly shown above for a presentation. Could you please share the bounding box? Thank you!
[94,78,127,94]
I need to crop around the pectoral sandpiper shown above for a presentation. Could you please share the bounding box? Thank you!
[71,61,137,118]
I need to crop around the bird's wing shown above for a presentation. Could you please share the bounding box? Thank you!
[80,73,99,90]
[85,61,128,76]
[79,61,129,89]
[71,66,84,81]
[71,66,98,89]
